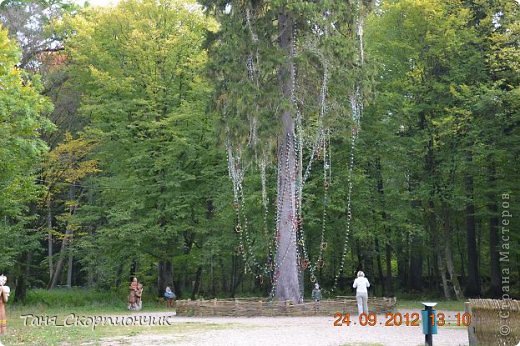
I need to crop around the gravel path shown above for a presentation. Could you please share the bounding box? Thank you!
[102,311,469,346]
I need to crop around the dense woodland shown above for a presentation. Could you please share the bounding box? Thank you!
[0,0,518,302]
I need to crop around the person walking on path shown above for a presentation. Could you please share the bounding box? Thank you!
[311,283,322,312]
[353,271,370,315]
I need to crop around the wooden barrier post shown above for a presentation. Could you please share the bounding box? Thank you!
[465,302,477,346]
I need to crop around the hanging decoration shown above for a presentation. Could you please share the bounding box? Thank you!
[331,0,365,292]
[224,1,366,299]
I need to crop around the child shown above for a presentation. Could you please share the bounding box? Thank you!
[164,286,176,308]
[311,283,322,312]
[311,283,322,302]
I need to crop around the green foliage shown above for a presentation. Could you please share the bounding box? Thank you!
[0,0,517,300]
[56,0,228,288]
[0,27,53,215]
[0,25,53,270]
[360,0,519,296]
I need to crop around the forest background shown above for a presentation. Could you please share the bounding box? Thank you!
[0,0,518,304]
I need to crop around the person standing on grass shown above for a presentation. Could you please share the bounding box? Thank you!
[0,275,10,334]
[312,283,322,302]
[128,277,143,310]
[312,283,322,312]
[353,271,370,315]
[164,286,176,308]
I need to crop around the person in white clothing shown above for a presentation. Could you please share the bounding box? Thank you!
[353,271,370,315]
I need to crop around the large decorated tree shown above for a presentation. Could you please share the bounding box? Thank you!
[203,0,369,302]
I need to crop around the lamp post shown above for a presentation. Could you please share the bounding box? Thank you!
[421,302,438,346]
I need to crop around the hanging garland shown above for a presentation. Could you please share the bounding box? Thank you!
[331,0,366,292]
[292,21,333,286]
[225,1,366,299]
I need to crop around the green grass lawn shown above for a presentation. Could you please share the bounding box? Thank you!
[1,304,230,346]
[396,299,466,312]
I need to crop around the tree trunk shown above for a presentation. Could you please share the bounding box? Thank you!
[14,274,26,303]
[487,162,501,297]
[219,259,227,294]
[49,185,76,289]
[445,243,462,299]
[47,198,53,280]
[456,218,466,281]
[432,254,439,291]
[14,252,31,303]
[48,228,72,288]
[191,266,202,300]
[422,134,438,294]
[210,253,215,297]
[396,240,407,289]
[408,234,423,291]
[231,253,236,297]
[274,10,300,303]
[231,260,243,298]
[385,243,393,296]
[464,150,481,297]
[375,157,393,296]
[437,253,451,299]
[158,260,173,297]
[66,252,73,288]
[442,203,463,300]
[428,198,449,298]
[375,238,384,295]
[173,275,181,299]
[130,258,137,277]
[114,262,123,288]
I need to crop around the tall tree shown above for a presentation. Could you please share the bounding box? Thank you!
[0,0,77,69]
[0,24,53,298]
[58,0,224,292]
[42,132,99,288]
[203,0,366,303]
[364,0,500,297]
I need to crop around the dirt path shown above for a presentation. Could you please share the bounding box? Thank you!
[101,311,469,346]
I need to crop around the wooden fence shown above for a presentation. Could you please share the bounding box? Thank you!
[175,296,396,317]
[466,299,520,346]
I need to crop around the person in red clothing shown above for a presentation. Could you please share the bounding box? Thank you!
[128,277,142,310]
[0,275,10,334]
